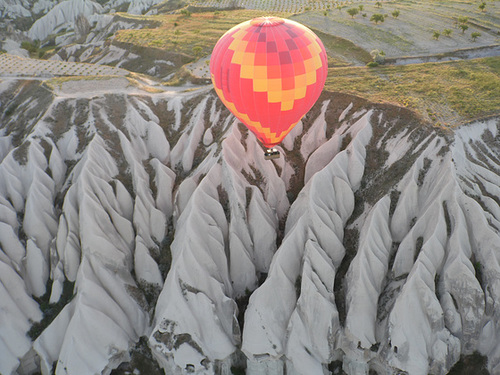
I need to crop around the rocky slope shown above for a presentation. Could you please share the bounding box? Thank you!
[0,0,164,21]
[0,75,499,375]
[1,0,170,71]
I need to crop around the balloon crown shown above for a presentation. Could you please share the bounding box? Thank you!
[250,16,285,27]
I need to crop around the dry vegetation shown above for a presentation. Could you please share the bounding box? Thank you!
[325,56,500,127]
[114,10,289,60]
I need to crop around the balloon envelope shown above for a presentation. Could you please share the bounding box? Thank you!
[210,17,328,149]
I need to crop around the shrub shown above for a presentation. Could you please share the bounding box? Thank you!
[392,10,400,18]
[28,280,75,340]
[370,49,385,63]
[192,46,203,57]
[471,32,481,41]
[21,40,39,53]
[370,13,385,24]
[347,8,359,18]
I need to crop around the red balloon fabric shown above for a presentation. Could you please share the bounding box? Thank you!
[210,16,328,149]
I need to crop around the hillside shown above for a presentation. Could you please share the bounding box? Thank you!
[0,1,499,375]
[0,68,499,375]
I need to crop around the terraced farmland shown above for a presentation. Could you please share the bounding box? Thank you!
[0,53,128,78]
[191,0,339,12]
[190,0,500,23]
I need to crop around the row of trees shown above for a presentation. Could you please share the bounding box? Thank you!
[433,29,481,41]
[341,4,400,23]
[433,16,482,41]
[346,9,484,41]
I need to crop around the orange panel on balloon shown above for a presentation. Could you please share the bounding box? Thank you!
[210,16,328,148]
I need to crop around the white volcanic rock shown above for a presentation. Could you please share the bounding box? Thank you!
[0,0,31,18]
[452,120,500,373]
[149,123,288,372]
[0,135,13,162]
[24,239,50,297]
[374,121,500,375]
[1,76,500,375]
[1,39,30,58]
[23,143,58,257]
[0,82,193,374]
[303,127,343,184]
[0,220,25,268]
[127,0,164,14]
[32,0,57,15]
[0,0,57,18]
[0,260,42,375]
[0,153,26,212]
[149,96,290,372]
[47,138,67,190]
[28,0,103,41]
[134,239,163,286]
[34,256,149,375]
[33,131,150,374]
[281,119,303,151]
[247,186,278,274]
[150,164,239,373]
[242,112,372,374]
[222,128,285,294]
[305,109,370,184]
[0,195,18,230]
[170,96,211,172]
[344,196,392,350]
[440,194,485,351]
[300,100,329,159]
[151,158,176,219]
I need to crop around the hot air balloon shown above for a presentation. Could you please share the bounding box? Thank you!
[210,16,328,159]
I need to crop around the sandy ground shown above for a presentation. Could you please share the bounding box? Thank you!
[185,55,211,79]
[58,77,132,95]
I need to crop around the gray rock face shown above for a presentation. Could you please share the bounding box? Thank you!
[0,78,499,375]
[28,0,103,41]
